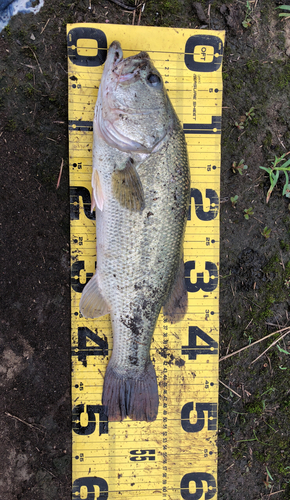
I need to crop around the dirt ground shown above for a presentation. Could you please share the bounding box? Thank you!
[1,0,290,499]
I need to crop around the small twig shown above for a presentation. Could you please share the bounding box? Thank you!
[223,463,235,472]
[220,326,290,362]
[32,102,37,123]
[244,318,253,331]
[219,379,241,398]
[267,485,274,500]
[22,46,50,90]
[23,46,43,74]
[268,490,285,497]
[251,330,290,365]
[42,467,56,478]
[253,216,263,224]
[132,0,136,24]
[207,2,211,28]
[219,393,232,402]
[280,250,285,271]
[5,412,45,433]
[40,18,50,34]
[56,158,64,190]
[225,337,232,356]
[19,62,36,69]
[137,1,145,24]
[266,354,273,376]
[46,137,58,143]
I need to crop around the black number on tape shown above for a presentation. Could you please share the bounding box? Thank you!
[129,449,156,461]
[188,188,219,221]
[73,327,108,363]
[184,261,218,293]
[181,402,217,432]
[72,404,108,436]
[180,472,216,500]
[67,27,107,67]
[71,261,93,293]
[182,327,218,360]
[184,34,223,72]
[72,476,108,500]
[70,186,95,221]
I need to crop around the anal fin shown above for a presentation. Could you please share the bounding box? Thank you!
[79,273,110,318]
[163,258,188,324]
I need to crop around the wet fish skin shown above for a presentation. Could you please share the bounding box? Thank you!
[79,41,190,422]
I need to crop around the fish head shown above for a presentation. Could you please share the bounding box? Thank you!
[96,41,174,154]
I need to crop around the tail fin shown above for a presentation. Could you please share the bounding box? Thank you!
[102,362,159,422]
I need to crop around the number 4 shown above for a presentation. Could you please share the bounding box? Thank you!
[182,326,218,360]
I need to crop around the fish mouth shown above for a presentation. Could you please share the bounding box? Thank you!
[108,41,150,83]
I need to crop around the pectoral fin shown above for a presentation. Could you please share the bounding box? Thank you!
[91,169,104,212]
[163,258,188,324]
[79,273,110,318]
[112,158,145,212]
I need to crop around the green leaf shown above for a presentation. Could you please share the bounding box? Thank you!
[270,170,279,186]
[266,467,274,482]
[283,172,289,195]
[277,344,290,355]
[280,158,290,168]
[260,166,272,174]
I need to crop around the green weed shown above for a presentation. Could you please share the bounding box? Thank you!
[244,207,254,220]
[232,159,248,175]
[242,0,252,28]
[230,195,239,207]
[260,153,290,203]
[277,5,290,19]
[4,24,11,37]
[235,107,255,131]
[261,226,271,239]
[5,119,17,131]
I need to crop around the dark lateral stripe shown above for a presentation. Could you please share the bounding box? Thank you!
[183,116,221,134]
[69,120,93,131]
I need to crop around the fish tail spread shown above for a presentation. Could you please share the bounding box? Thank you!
[102,362,159,422]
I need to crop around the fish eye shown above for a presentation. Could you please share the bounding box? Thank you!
[147,73,161,87]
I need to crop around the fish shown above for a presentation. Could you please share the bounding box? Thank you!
[79,41,190,422]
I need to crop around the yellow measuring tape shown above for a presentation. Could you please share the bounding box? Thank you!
[67,24,224,500]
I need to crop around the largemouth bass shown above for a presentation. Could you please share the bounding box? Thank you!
[80,41,190,422]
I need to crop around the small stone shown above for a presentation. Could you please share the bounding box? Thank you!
[30,33,35,41]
